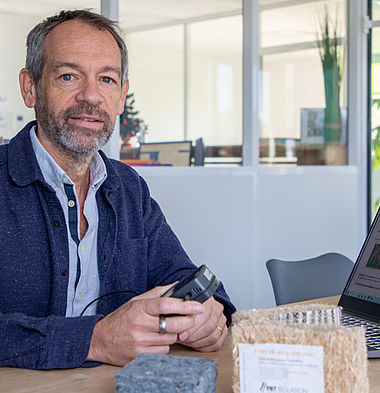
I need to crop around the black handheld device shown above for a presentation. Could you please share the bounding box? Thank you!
[162,264,220,303]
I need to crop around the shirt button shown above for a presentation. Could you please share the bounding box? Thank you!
[77,294,82,301]
[61,269,67,276]
[54,220,62,227]
[68,200,75,208]
[62,177,69,184]
[80,243,85,251]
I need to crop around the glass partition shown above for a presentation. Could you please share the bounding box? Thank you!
[124,26,184,142]
[259,0,348,166]
[119,0,350,167]
[188,16,242,166]
[373,0,380,20]
[119,2,243,166]
[0,1,351,167]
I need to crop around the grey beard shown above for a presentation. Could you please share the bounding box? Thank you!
[35,98,114,162]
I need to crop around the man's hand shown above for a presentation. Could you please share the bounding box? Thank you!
[86,284,205,366]
[177,297,227,352]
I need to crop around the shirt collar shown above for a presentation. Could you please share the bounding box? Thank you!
[30,125,107,191]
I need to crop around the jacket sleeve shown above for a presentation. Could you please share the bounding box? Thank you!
[139,177,237,325]
[0,312,102,369]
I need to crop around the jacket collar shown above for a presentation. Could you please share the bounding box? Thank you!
[98,150,120,193]
[8,120,120,193]
[8,121,46,187]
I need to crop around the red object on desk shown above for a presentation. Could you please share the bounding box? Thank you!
[120,159,172,166]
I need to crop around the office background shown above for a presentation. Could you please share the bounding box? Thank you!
[0,0,375,310]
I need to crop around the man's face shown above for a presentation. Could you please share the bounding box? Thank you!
[32,20,128,160]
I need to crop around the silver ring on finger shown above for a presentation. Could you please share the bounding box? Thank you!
[159,315,167,334]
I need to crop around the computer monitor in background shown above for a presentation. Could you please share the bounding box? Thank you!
[139,141,192,166]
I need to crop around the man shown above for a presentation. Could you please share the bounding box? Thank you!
[0,10,235,369]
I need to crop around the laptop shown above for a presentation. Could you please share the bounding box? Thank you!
[338,207,380,358]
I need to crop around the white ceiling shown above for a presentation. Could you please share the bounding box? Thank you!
[0,0,347,55]
[261,0,345,48]
[0,0,241,30]
[120,0,241,30]
[0,0,99,18]
[0,1,331,31]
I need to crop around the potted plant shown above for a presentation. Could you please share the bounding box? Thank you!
[120,92,148,149]
[317,7,343,145]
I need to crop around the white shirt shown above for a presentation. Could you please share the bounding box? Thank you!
[30,126,107,316]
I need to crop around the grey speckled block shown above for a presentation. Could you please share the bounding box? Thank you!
[114,353,218,393]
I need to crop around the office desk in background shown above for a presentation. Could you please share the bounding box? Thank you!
[1,296,380,393]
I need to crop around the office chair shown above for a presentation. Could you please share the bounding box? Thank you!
[266,252,354,305]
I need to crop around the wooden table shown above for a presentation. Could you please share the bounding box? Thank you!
[1,296,380,393]
[0,337,233,393]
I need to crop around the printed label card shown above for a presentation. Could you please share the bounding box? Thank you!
[238,343,324,393]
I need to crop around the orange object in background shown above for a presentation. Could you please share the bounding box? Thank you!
[120,159,172,166]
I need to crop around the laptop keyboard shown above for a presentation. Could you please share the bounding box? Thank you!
[341,312,380,350]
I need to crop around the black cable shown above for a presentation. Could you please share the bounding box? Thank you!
[79,289,139,316]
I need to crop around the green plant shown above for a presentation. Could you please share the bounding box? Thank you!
[316,7,343,144]
[372,98,380,171]
[371,98,380,211]
[120,93,148,145]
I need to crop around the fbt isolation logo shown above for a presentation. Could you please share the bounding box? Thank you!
[259,382,308,393]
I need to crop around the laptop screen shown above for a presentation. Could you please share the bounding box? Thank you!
[339,208,380,321]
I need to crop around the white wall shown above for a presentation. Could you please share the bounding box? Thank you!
[189,53,242,145]
[0,13,39,139]
[262,49,325,140]
[136,166,364,310]
[254,166,362,307]
[136,167,256,309]
[125,18,242,146]
[126,27,185,142]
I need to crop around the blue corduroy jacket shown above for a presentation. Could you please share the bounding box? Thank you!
[0,121,235,369]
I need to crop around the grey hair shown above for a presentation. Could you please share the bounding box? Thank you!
[25,9,128,86]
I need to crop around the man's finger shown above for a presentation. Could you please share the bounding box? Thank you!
[184,312,226,344]
[183,318,227,351]
[180,298,224,342]
[162,315,196,334]
[133,312,196,336]
[145,297,205,317]
[133,283,178,300]
[131,332,179,346]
